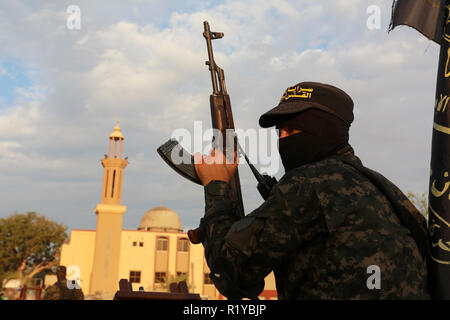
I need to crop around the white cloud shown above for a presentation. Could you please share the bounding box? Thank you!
[0,65,7,77]
[0,102,42,138]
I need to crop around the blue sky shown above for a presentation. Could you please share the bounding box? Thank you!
[0,61,34,108]
[0,0,440,233]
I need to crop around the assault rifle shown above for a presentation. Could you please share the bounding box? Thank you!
[157,21,277,244]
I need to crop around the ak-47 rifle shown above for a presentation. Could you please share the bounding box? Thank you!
[157,21,277,244]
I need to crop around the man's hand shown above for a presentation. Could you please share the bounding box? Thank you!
[194,149,238,187]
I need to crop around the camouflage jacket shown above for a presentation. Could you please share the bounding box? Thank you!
[42,280,84,300]
[200,153,430,300]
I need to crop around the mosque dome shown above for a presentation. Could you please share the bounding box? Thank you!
[109,123,124,140]
[138,206,183,232]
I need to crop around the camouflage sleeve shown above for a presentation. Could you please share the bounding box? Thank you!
[201,176,325,299]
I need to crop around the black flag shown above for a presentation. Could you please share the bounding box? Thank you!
[389,0,446,43]
[390,0,450,299]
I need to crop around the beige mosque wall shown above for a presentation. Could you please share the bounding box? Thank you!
[189,242,211,296]
[118,230,155,291]
[60,230,96,294]
[118,230,178,292]
[125,206,219,298]
[117,229,218,298]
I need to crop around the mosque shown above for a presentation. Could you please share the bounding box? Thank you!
[59,124,277,300]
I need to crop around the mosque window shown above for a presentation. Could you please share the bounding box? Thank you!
[132,241,137,246]
[204,273,213,285]
[155,272,166,284]
[139,242,144,247]
[177,238,189,252]
[105,170,109,198]
[157,237,168,251]
[129,271,141,283]
[111,170,116,197]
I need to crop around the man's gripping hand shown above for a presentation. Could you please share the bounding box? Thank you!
[194,149,238,187]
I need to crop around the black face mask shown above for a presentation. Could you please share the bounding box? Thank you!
[277,110,350,172]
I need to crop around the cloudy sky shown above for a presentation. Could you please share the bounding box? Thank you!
[0,0,439,233]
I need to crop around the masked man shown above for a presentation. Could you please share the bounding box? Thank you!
[194,82,429,299]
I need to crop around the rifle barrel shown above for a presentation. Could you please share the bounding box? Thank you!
[203,21,219,94]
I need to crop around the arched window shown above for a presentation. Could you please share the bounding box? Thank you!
[111,170,116,197]
[177,238,189,252]
[105,170,109,198]
[157,237,168,251]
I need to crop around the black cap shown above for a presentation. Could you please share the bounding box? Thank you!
[259,82,354,128]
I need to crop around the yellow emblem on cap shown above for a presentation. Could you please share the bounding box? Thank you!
[279,86,314,103]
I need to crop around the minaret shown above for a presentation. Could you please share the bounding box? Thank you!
[89,123,128,297]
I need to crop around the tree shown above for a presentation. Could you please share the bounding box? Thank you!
[406,191,428,219]
[0,212,68,287]
[159,273,192,292]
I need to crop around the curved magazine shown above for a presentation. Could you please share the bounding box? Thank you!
[157,139,202,185]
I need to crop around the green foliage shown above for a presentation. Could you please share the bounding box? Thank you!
[406,191,428,219]
[160,273,191,291]
[0,212,68,287]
